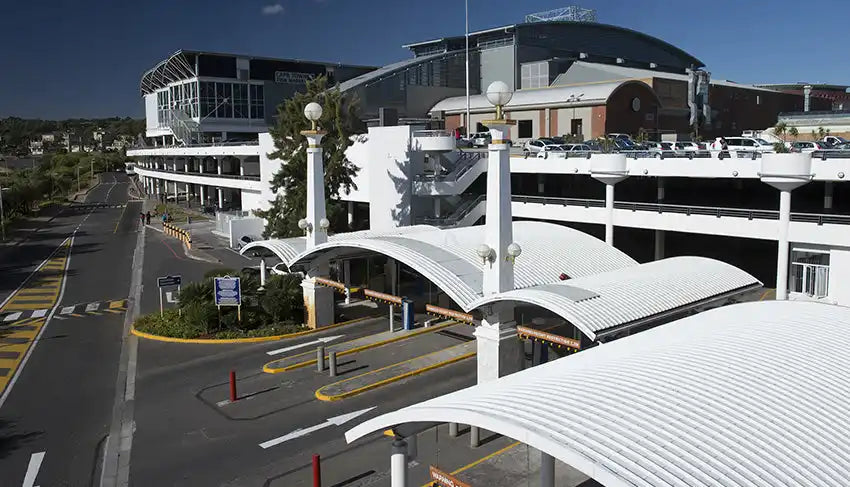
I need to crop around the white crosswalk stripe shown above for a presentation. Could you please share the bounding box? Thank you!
[3,312,22,322]
[60,306,75,314]
[85,302,100,312]
[31,309,48,318]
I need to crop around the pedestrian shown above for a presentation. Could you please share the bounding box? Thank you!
[145,211,151,225]
[139,212,145,225]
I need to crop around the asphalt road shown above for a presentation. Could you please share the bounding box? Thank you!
[0,172,138,487]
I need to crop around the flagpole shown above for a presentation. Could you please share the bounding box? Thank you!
[465,0,470,139]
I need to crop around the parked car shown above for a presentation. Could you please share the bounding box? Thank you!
[723,137,775,153]
[582,140,603,151]
[644,141,676,158]
[237,235,260,250]
[790,141,832,153]
[607,133,632,141]
[467,132,491,147]
[822,136,849,147]
[523,138,561,154]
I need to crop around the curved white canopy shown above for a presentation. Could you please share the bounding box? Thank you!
[347,300,850,487]
[469,256,761,340]
[290,221,637,309]
[239,225,438,264]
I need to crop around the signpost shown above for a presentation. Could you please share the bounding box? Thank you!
[157,275,182,316]
[214,276,242,322]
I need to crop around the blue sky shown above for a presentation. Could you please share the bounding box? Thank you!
[1,0,847,119]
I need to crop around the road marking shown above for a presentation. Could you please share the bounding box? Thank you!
[85,302,100,312]
[265,335,345,356]
[418,442,521,487]
[22,451,45,487]
[60,306,75,315]
[113,201,129,233]
[258,407,375,449]
[3,312,22,322]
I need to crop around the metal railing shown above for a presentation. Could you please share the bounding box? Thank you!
[166,108,201,146]
[417,152,485,183]
[135,165,261,181]
[130,139,261,150]
[413,129,454,138]
[416,194,486,226]
[511,195,850,226]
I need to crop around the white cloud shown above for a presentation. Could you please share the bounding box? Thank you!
[261,3,285,15]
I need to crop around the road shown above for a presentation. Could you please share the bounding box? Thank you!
[0,172,139,487]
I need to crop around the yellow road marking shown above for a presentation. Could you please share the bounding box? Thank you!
[419,442,521,487]
[109,300,126,309]
[113,202,129,233]
[0,239,70,396]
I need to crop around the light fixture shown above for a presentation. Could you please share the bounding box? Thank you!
[476,244,493,264]
[304,102,323,131]
[319,217,330,230]
[485,81,513,120]
[506,242,522,263]
[298,218,312,232]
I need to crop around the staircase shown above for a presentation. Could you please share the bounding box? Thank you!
[416,194,486,227]
[166,108,200,146]
[414,152,488,196]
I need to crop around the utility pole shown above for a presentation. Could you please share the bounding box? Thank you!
[0,184,5,241]
[77,166,81,193]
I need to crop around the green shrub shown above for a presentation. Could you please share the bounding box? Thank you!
[178,281,213,308]
[203,268,236,280]
[181,301,218,334]
[134,309,205,339]
[260,274,303,324]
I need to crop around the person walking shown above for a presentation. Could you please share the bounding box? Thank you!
[139,212,145,225]
[145,211,151,225]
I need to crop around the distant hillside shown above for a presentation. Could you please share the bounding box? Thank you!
[0,117,145,155]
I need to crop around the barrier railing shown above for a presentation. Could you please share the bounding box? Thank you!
[163,222,192,249]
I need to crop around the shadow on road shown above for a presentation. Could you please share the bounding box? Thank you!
[0,418,43,461]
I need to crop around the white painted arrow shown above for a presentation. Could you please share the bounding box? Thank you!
[165,291,178,303]
[265,335,345,356]
[259,407,375,449]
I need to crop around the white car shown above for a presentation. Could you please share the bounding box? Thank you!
[523,138,561,154]
[723,137,774,153]
[467,132,491,147]
[790,141,831,153]
[822,136,848,147]
[644,141,675,157]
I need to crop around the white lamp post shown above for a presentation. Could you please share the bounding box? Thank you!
[302,102,327,249]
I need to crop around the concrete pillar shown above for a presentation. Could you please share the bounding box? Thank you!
[483,120,515,295]
[173,182,178,203]
[434,198,441,218]
[386,259,398,332]
[304,132,328,248]
[217,158,222,176]
[475,312,523,383]
[259,257,267,288]
[654,177,665,260]
[448,423,459,437]
[218,187,223,209]
[540,451,555,487]
[390,439,408,487]
[302,270,334,328]
[343,260,351,305]
[604,183,614,246]
[803,85,812,112]
[347,200,354,228]
[777,189,791,300]
[470,426,480,448]
[200,185,206,206]
[239,157,245,177]
[825,182,834,210]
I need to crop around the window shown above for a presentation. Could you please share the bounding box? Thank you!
[232,83,248,118]
[250,84,264,119]
[518,120,533,139]
[156,90,169,127]
[790,250,830,298]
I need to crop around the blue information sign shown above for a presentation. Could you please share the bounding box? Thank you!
[214,276,241,306]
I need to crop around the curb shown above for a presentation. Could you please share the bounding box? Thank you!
[315,345,476,402]
[130,316,375,344]
[262,320,459,374]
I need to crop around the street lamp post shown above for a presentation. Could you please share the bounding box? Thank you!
[0,184,5,241]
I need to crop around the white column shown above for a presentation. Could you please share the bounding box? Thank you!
[483,121,515,295]
[475,307,522,383]
[200,185,206,206]
[343,260,351,304]
[259,257,267,288]
[390,439,408,487]
[173,182,178,203]
[604,183,615,246]
[386,258,398,332]
[434,198,441,218]
[304,132,328,248]
[347,200,354,228]
[540,451,555,487]
[239,157,245,177]
[776,189,791,300]
[218,187,223,208]
[217,158,222,176]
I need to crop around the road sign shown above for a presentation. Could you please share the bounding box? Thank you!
[214,276,242,306]
[429,466,471,487]
[157,275,182,287]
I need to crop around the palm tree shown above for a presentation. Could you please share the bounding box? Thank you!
[774,121,787,142]
[788,126,799,141]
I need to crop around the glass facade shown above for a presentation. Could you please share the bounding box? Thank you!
[158,80,265,123]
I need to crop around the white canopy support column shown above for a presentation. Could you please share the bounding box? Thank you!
[655,177,665,260]
[590,154,628,247]
[540,450,555,487]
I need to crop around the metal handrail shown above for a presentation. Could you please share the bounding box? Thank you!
[135,165,261,181]
[129,140,261,150]
[511,194,850,225]
[417,152,484,183]
[416,194,486,226]
[413,130,453,138]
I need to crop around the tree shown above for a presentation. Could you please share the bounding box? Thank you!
[774,121,787,142]
[788,126,799,141]
[255,76,362,238]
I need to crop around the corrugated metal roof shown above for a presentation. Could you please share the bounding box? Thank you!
[289,221,637,309]
[239,225,438,263]
[347,300,850,487]
[469,257,761,340]
[430,81,633,114]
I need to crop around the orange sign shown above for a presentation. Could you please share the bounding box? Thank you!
[425,304,474,323]
[363,288,402,305]
[429,466,471,487]
[517,325,581,349]
[314,277,345,291]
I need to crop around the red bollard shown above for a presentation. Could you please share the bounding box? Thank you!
[229,370,237,402]
[312,454,321,487]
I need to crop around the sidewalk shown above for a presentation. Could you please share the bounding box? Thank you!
[263,320,461,373]
[316,340,475,401]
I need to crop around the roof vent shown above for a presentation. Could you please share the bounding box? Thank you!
[649,62,658,69]
[579,52,588,59]
[616,58,625,64]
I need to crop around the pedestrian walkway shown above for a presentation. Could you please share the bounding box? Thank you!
[316,341,476,401]
[0,238,70,395]
[263,320,460,373]
[0,299,126,322]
